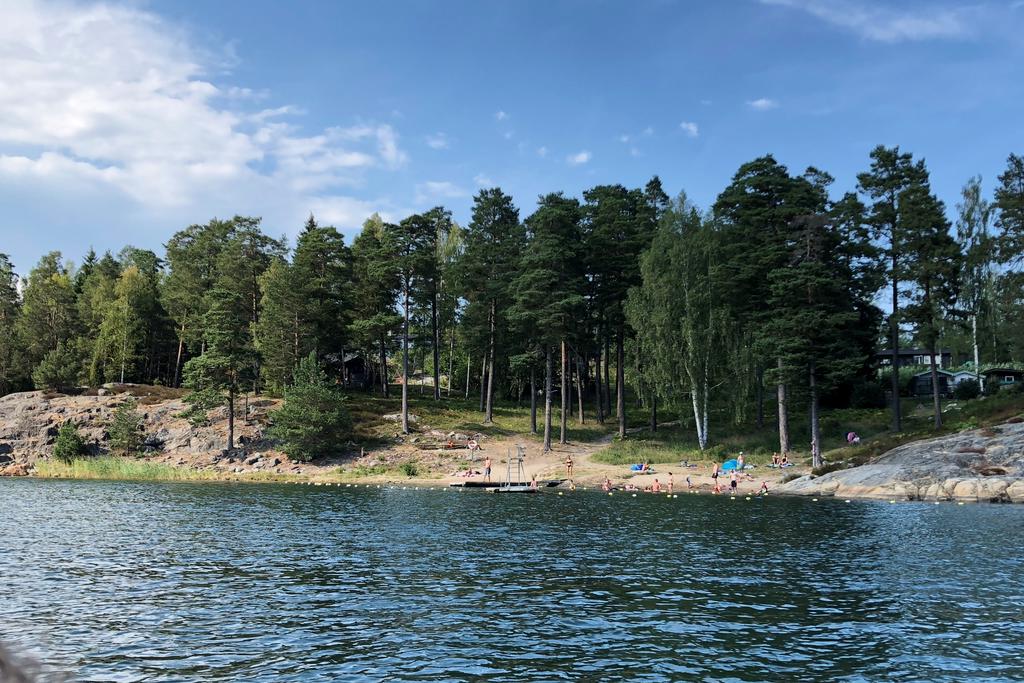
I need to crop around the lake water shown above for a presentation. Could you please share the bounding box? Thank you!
[1,479,1023,682]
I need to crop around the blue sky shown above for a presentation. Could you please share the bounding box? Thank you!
[2,0,1023,274]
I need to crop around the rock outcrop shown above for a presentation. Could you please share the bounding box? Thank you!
[777,420,1024,503]
[0,389,280,471]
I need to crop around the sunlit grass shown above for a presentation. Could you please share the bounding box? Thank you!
[33,457,301,483]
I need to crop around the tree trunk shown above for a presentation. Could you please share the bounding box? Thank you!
[530,364,538,434]
[972,314,981,388]
[755,365,764,429]
[598,335,606,417]
[401,285,410,434]
[479,354,486,411]
[560,339,568,444]
[380,336,389,398]
[576,353,585,424]
[465,355,471,400]
[448,325,455,397]
[890,257,902,432]
[227,383,235,451]
[484,301,496,424]
[616,325,625,439]
[777,357,790,454]
[173,327,185,387]
[809,360,821,468]
[595,346,605,424]
[543,345,553,452]
[431,291,440,400]
[929,345,943,429]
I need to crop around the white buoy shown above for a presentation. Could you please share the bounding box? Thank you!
[812,498,818,502]
[672,494,678,499]
[632,493,637,498]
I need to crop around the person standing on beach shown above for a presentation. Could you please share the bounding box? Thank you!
[484,456,492,482]
[565,455,574,479]
[667,472,674,494]
[711,463,721,494]
[729,470,738,494]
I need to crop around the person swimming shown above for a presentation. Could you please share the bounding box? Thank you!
[651,479,662,493]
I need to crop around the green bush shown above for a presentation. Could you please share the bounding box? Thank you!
[176,387,222,427]
[32,341,81,391]
[53,422,87,463]
[398,461,420,477]
[953,378,981,400]
[268,353,352,462]
[109,399,144,455]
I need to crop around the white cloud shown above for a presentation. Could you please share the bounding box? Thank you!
[629,146,641,158]
[747,98,780,110]
[473,173,494,187]
[415,180,468,203]
[425,132,449,149]
[0,0,407,250]
[566,150,591,166]
[618,134,631,143]
[503,130,514,140]
[642,126,654,136]
[536,146,548,157]
[760,0,975,42]
[679,121,699,137]
[495,110,508,121]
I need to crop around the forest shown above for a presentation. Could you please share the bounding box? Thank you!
[1,145,1023,467]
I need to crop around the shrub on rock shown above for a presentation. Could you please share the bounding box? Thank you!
[268,353,352,463]
[109,399,144,455]
[53,421,87,463]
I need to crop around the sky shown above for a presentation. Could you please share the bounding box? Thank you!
[2,0,1023,275]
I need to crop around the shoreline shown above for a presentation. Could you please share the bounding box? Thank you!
[9,464,1024,505]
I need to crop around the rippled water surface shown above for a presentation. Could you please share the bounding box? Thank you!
[2,479,1023,681]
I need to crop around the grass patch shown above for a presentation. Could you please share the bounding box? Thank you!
[33,456,298,482]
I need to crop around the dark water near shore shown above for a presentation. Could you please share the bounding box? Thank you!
[2,479,1023,682]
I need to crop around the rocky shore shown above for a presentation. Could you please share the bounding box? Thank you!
[777,419,1024,503]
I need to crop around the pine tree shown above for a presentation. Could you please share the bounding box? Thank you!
[0,254,22,395]
[17,252,78,374]
[457,189,524,424]
[902,184,961,428]
[386,213,437,433]
[255,259,305,392]
[108,399,144,456]
[350,215,401,397]
[53,421,87,463]
[510,193,584,450]
[994,153,1024,269]
[268,352,352,462]
[181,284,255,451]
[857,145,929,432]
[292,217,352,366]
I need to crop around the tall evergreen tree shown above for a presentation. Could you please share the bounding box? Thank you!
[350,215,401,396]
[457,188,524,424]
[386,213,437,433]
[17,252,78,378]
[902,184,961,428]
[182,284,255,451]
[0,255,23,395]
[292,216,352,365]
[255,259,304,392]
[510,193,584,450]
[994,153,1024,269]
[857,145,929,432]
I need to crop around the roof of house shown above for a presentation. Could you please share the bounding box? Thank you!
[877,348,952,356]
[981,367,1024,376]
[913,369,955,378]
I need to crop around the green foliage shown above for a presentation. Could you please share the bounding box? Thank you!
[177,388,222,426]
[31,341,81,390]
[850,380,887,409]
[398,461,420,477]
[53,421,87,463]
[268,352,353,462]
[994,153,1024,267]
[109,399,145,456]
[953,379,981,400]
[0,254,23,395]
